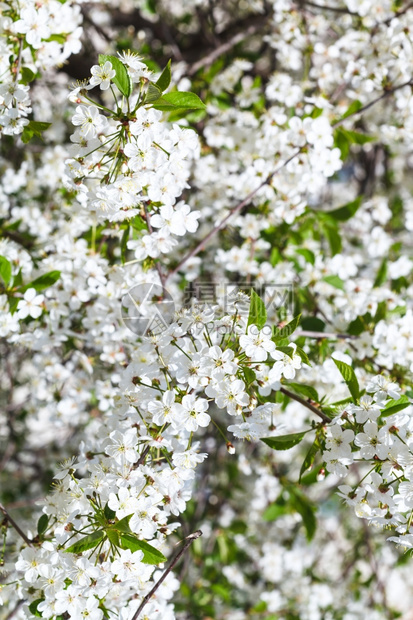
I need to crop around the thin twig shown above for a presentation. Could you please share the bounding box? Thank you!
[81,8,111,41]
[280,387,331,423]
[166,147,303,281]
[13,38,24,87]
[381,1,413,25]
[188,23,263,76]
[0,503,32,547]
[167,78,412,280]
[131,530,202,620]
[298,0,358,15]
[134,445,150,468]
[297,330,358,339]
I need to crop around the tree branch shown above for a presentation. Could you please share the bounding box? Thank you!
[280,387,331,423]
[188,22,264,76]
[131,530,202,620]
[297,0,358,15]
[0,503,32,547]
[167,77,412,280]
[297,330,357,339]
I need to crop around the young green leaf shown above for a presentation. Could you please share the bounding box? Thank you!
[20,67,36,85]
[99,54,132,97]
[332,358,360,401]
[262,497,290,521]
[261,431,307,451]
[287,382,319,403]
[322,275,345,290]
[104,502,116,521]
[247,290,267,330]
[273,314,301,341]
[289,487,317,541]
[109,514,132,533]
[23,270,61,292]
[106,529,120,546]
[152,91,206,111]
[294,346,311,366]
[299,438,320,481]
[327,197,362,221]
[0,256,12,286]
[65,530,105,553]
[37,514,49,536]
[29,599,44,618]
[156,59,172,92]
[21,121,52,144]
[374,258,388,288]
[146,82,163,103]
[119,533,167,564]
[381,396,411,417]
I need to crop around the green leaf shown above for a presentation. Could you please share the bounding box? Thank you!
[121,225,130,264]
[289,487,317,541]
[20,67,36,85]
[99,54,132,97]
[131,215,148,232]
[146,81,163,103]
[343,129,374,145]
[287,383,319,402]
[295,346,311,366]
[156,59,171,92]
[328,197,362,221]
[322,275,345,290]
[24,270,60,292]
[106,529,120,546]
[340,99,362,120]
[29,599,44,617]
[299,439,320,481]
[262,497,289,521]
[21,120,52,144]
[321,221,342,256]
[119,533,167,564]
[104,502,116,521]
[300,316,325,332]
[109,514,132,533]
[300,463,325,486]
[381,396,411,417]
[333,358,360,401]
[0,256,12,286]
[273,314,301,341]
[243,367,256,386]
[275,345,294,358]
[65,530,105,553]
[374,258,388,288]
[46,33,66,44]
[37,514,49,536]
[261,431,307,451]
[296,248,315,265]
[347,315,366,336]
[152,91,206,111]
[247,290,267,330]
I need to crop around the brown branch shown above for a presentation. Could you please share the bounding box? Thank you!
[297,330,358,339]
[188,22,264,76]
[280,387,331,423]
[0,503,32,547]
[166,147,303,281]
[298,0,358,15]
[131,530,202,620]
[381,1,413,25]
[167,77,412,281]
